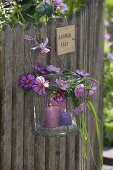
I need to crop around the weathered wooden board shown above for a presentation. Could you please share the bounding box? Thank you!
[0,26,13,170]
[11,24,24,170]
[24,23,35,170]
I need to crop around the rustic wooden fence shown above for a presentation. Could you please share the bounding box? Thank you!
[0,0,104,170]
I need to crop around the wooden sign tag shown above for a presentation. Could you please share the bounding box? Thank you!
[56,25,75,56]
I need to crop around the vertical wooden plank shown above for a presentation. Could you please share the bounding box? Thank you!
[55,137,60,170]
[81,5,87,170]
[76,10,81,69]
[34,23,47,170]
[94,0,104,169]
[59,137,66,170]
[98,1,104,167]
[75,133,80,170]
[23,23,35,170]
[88,1,99,169]
[12,24,24,170]
[47,137,56,170]
[76,11,81,170]
[85,3,91,170]
[79,6,84,69]
[66,135,76,170]
[47,18,59,65]
[34,136,46,170]
[0,26,13,170]
[81,6,87,170]
[77,6,85,170]
[67,14,79,170]
[92,1,99,169]
[55,17,70,170]
[85,1,97,169]
[46,18,61,170]
[46,137,60,170]
[39,136,46,170]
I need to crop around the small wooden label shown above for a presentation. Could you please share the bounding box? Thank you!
[56,25,75,56]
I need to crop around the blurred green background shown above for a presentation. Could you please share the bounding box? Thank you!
[104,0,113,147]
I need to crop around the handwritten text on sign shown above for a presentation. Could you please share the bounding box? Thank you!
[56,25,75,56]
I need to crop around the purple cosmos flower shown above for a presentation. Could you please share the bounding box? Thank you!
[87,81,97,96]
[104,33,110,40]
[35,63,48,74]
[38,37,50,53]
[53,91,65,102]
[74,84,84,97]
[56,78,68,90]
[19,73,35,89]
[107,52,113,60]
[32,76,49,96]
[25,36,50,54]
[73,103,86,115]
[76,70,90,77]
[54,0,67,11]
[46,65,61,74]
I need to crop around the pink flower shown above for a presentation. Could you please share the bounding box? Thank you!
[46,65,61,74]
[86,81,97,96]
[35,63,48,74]
[74,84,84,97]
[76,70,90,77]
[24,35,50,54]
[107,52,113,60]
[73,103,86,115]
[19,73,35,89]
[38,37,50,53]
[53,91,65,102]
[104,33,110,40]
[56,78,68,90]
[32,76,49,95]
[54,0,67,11]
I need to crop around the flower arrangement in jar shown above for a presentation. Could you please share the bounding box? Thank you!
[18,35,102,167]
[19,60,97,131]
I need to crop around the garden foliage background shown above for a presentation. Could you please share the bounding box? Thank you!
[0,0,86,28]
[104,0,113,146]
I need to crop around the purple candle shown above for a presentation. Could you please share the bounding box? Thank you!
[44,106,59,128]
[59,112,72,126]
[48,97,66,112]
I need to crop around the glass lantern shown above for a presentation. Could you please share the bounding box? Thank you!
[30,73,79,137]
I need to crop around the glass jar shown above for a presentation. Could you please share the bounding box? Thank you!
[30,73,79,137]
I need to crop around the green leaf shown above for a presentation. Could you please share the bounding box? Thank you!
[87,99,103,166]
[80,113,99,168]
[87,99,103,125]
